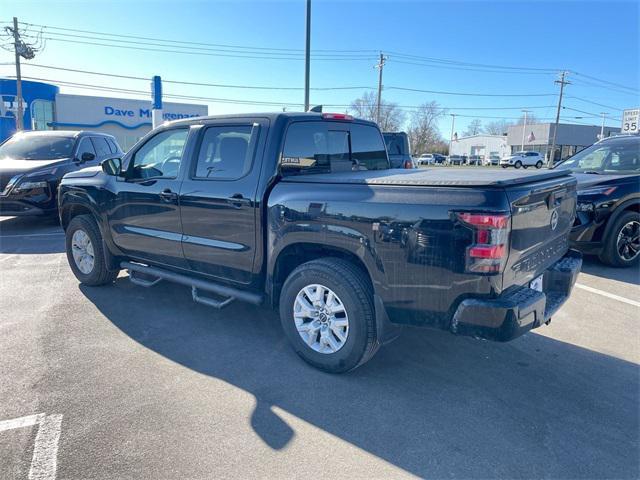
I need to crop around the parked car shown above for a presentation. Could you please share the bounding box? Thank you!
[59,111,581,373]
[556,134,640,267]
[448,154,464,165]
[500,151,545,169]
[383,131,415,168]
[467,155,482,166]
[484,154,501,166]
[0,130,122,217]
[417,153,434,165]
[432,153,447,164]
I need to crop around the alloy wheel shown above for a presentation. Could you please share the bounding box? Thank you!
[71,229,95,274]
[293,284,349,354]
[616,220,640,262]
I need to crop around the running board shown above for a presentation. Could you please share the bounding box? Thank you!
[121,261,263,307]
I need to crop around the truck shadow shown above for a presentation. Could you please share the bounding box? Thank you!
[0,216,65,254]
[80,278,639,479]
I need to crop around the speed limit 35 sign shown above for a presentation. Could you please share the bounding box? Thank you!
[621,108,639,133]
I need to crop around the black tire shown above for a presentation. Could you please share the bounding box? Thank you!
[535,160,543,169]
[501,164,508,169]
[279,258,378,373]
[514,160,522,169]
[599,211,640,268]
[65,214,119,285]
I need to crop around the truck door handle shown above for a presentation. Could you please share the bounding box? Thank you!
[229,194,251,207]
[159,189,178,202]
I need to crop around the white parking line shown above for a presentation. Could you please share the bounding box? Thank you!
[575,283,640,308]
[0,413,63,480]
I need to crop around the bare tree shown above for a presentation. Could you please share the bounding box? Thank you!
[349,91,405,131]
[463,119,483,136]
[406,101,446,155]
[483,119,513,135]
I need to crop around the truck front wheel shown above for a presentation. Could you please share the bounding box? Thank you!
[279,258,378,373]
[65,214,119,286]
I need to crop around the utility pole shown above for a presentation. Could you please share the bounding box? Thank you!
[448,114,456,158]
[599,112,608,139]
[548,71,570,167]
[303,0,311,112]
[521,110,530,151]
[374,52,387,125]
[12,17,24,131]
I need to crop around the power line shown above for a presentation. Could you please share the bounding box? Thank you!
[18,20,377,54]
[387,59,556,75]
[568,96,625,111]
[387,86,556,97]
[572,71,638,93]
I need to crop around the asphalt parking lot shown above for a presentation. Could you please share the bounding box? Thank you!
[1,215,638,479]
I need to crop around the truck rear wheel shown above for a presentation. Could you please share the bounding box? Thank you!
[279,258,378,373]
[66,214,119,285]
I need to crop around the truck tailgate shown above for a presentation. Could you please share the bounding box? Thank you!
[503,174,577,288]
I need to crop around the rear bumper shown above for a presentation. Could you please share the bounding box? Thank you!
[450,249,582,341]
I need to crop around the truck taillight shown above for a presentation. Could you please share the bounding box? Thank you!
[457,212,510,274]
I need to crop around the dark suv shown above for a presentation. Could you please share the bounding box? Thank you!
[557,134,639,267]
[383,132,415,168]
[0,130,122,216]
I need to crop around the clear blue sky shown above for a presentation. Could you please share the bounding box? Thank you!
[1,0,638,135]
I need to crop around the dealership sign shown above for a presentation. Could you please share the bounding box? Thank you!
[0,95,27,118]
[621,108,639,134]
[55,94,208,129]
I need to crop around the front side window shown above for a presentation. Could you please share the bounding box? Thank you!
[76,138,96,159]
[0,134,74,160]
[193,125,256,179]
[556,139,640,174]
[129,129,188,179]
[281,122,389,175]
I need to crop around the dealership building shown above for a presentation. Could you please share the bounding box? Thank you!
[506,122,621,163]
[449,134,509,160]
[0,78,208,150]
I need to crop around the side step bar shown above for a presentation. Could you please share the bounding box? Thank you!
[121,261,263,308]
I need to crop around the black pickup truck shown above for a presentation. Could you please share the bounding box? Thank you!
[59,112,582,372]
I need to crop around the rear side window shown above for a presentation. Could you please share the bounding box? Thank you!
[193,125,257,180]
[90,137,111,157]
[281,122,389,175]
[106,138,120,153]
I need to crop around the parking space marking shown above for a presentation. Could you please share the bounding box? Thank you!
[0,413,63,480]
[575,283,640,308]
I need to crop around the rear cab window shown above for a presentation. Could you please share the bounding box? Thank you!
[281,121,389,175]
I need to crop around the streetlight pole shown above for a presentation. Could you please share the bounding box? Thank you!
[303,0,311,112]
[600,112,607,139]
[521,110,530,151]
[448,114,456,159]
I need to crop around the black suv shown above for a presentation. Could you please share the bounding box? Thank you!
[0,130,122,216]
[557,134,639,267]
[383,132,415,168]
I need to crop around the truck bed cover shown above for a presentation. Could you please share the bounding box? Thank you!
[281,167,571,187]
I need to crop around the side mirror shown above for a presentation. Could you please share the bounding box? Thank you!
[79,152,96,163]
[101,157,122,176]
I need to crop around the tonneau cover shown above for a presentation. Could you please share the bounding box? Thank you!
[281,167,571,188]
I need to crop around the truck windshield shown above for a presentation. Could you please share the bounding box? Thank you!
[555,138,640,174]
[0,135,75,160]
